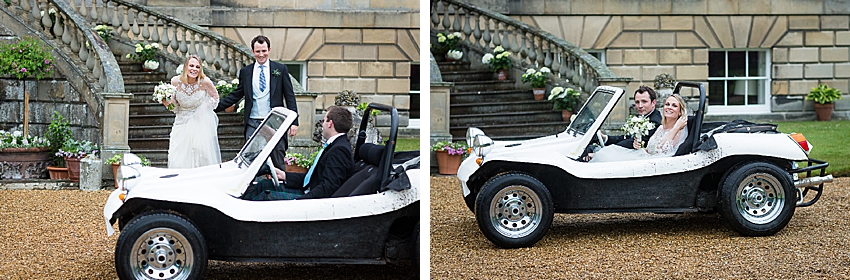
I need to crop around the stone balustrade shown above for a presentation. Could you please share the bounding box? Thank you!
[430,0,630,93]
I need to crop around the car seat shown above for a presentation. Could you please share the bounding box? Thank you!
[330,143,385,197]
[674,116,698,156]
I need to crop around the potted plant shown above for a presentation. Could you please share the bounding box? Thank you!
[216,78,240,112]
[549,87,582,121]
[125,42,160,71]
[0,36,55,138]
[93,24,113,41]
[431,32,461,61]
[446,49,463,62]
[481,46,512,81]
[806,84,843,121]
[56,139,98,183]
[431,141,468,175]
[521,67,550,100]
[0,129,53,179]
[283,151,316,173]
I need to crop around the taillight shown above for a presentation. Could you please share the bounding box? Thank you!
[790,133,811,154]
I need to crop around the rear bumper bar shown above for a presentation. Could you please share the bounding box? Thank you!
[790,158,831,207]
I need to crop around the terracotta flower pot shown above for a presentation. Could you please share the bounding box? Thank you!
[496,69,508,81]
[112,163,120,188]
[813,103,834,121]
[47,166,70,180]
[435,150,462,175]
[533,88,545,100]
[285,164,309,173]
[561,110,574,122]
[65,156,82,183]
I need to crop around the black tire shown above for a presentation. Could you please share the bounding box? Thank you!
[115,212,208,280]
[474,173,553,248]
[718,162,795,236]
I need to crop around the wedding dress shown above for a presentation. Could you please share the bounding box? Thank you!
[167,76,222,168]
[589,124,688,163]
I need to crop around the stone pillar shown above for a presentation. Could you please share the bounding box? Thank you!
[430,53,454,170]
[80,155,102,191]
[101,92,132,184]
[289,91,319,155]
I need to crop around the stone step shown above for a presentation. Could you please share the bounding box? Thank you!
[128,123,245,138]
[451,80,517,92]
[128,112,243,126]
[450,100,554,115]
[129,91,155,103]
[127,149,241,168]
[440,70,495,82]
[450,89,538,104]
[450,121,566,139]
[128,135,245,150]
[436,61,472,72]
[450,110,563,126]
[124,81,160,93]
[119,61,146,73]
[123,71,169,82]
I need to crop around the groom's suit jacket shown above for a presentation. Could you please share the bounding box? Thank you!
[216,60,299,127]
[606,109,662,149]
[284,136,354,199]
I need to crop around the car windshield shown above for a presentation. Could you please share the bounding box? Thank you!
[567,89,616,135]
[238,113,286,166]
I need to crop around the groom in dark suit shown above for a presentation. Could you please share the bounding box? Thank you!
[216,35,298,168]
[603,85,663,148]
[242,106,355,200]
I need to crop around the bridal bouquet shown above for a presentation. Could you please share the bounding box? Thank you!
[621,115,656,140]
[153,82,176,110]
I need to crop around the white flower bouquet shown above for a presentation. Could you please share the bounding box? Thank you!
[447,49,463,60]
[143,60,159,70]
[153,82,176,111]
[621,115,656,140]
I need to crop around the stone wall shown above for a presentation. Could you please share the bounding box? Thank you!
[463,0,850,119]
[0,78,100,143]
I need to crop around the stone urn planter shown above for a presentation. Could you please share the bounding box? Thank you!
[0,149,51,179]
[435,150,462,175]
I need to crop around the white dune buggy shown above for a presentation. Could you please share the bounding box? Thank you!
[103,105,420,279]
[458,82,832,248]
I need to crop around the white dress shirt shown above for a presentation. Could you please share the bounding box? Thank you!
[250,61,271,119]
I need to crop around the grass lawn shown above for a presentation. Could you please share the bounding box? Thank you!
[774,120,850,177]
[396,138,420,151]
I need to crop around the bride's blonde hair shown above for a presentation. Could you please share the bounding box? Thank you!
[179,55,206,84]
[662,94,688,124]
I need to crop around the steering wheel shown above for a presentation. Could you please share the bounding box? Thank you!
[595,130,605,147]
[265,157,280,187]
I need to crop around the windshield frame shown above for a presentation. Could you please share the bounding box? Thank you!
[566,87,619,136]
[236,108,298,168]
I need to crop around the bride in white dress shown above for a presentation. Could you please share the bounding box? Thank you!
[162,55,222,168]
[590,94,689,163]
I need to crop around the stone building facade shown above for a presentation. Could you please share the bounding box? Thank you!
[457,0,850,120]
[142,0,421,125]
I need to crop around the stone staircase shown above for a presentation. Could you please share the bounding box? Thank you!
[121,61,244,167]
[439,61,568,141]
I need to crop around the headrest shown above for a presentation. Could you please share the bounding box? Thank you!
[359,143,385,166]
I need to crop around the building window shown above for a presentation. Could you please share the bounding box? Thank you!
[409,64,420,120]
[707,50,769,110]
[279,61,307,88]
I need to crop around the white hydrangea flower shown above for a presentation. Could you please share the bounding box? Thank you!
[540,67,551,73]
[482,53,494,64]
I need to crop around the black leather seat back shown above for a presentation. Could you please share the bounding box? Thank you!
[330,143,386,197]
[674,116,697,156]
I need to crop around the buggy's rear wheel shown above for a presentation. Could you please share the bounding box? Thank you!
[719,162,795,236]
[475,173,553,248]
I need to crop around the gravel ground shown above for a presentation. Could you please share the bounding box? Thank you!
[0,189,414,279]
[430,176,850,279]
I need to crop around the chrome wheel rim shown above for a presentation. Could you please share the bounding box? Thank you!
[736,173,785,225]
[489,185,543,238]
[130,228,193,280]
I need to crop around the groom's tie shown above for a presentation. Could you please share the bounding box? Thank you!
[258,65,266,92]
[303,142,329,188]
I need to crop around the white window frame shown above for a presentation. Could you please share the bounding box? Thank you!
[278,61,307,90]
[706,49,771,115]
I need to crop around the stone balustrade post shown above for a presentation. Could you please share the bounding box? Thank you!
[100,92,132,183]
[430,54,454,171]
[288,91,319,155]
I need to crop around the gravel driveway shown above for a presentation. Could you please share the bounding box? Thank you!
[0,189,414,279]
[430,176,850,279]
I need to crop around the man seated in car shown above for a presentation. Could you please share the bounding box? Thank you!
[583,85,663,161]
[243,106,355,200]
